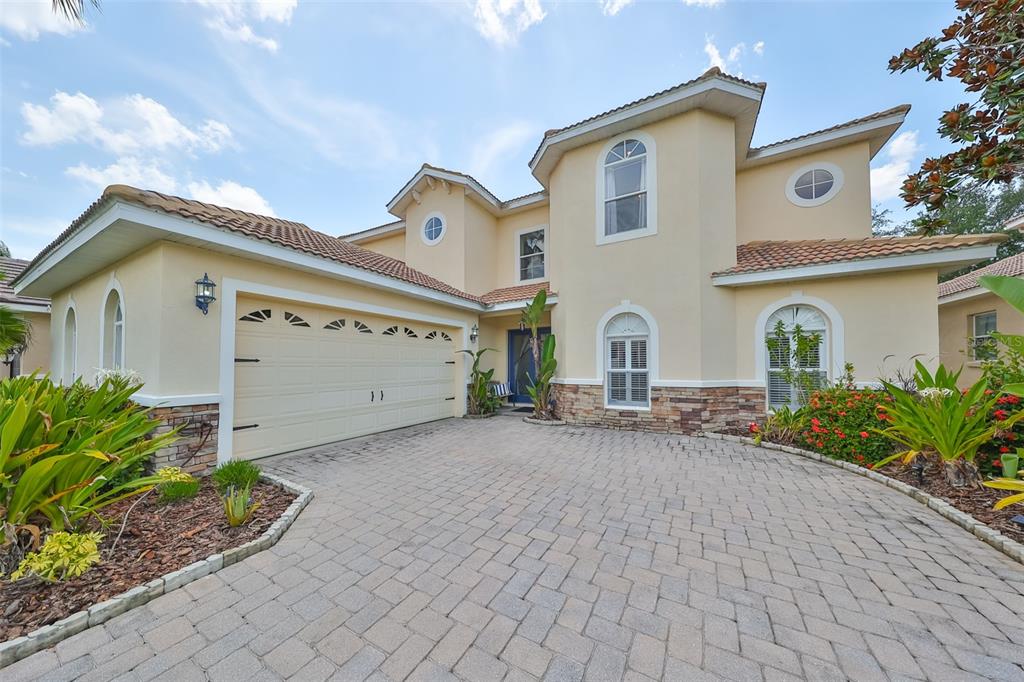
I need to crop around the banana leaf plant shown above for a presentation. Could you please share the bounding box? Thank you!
[458,348,500,416]
[525,334,557,420]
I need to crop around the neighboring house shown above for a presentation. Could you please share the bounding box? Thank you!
[939,248,1024,388]
[1,257,50,378]
[12,68,1002,468]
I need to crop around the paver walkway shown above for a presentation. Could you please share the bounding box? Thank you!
[7,417,1024,681]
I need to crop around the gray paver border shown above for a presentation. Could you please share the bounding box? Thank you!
[0,472,313,669]
[706,432,1024,566]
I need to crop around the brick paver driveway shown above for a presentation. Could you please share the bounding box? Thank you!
[9,417,1024,681]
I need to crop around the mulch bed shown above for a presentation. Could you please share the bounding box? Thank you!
[880,460,1024,546]
[1,479,295,641]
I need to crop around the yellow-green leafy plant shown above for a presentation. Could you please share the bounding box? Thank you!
[984,478,1024,510]
[156,467,199,503]
[10,531,103,582]
[0,375,177,546]
[222,486,259,527]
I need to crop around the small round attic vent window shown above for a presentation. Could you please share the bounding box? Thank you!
[785,162,844,207]
[422,213,446,245]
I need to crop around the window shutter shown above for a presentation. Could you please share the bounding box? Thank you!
[630,339,647,370]
[608,372,627,402]
[629,372,648,403]
[767,371,791,409]
[609,339,627,369]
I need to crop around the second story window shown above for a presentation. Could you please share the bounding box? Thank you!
[517,227,545,281]
[971,311,997,360]
[422,213,446,245]
[604,139,647,236]
[785,162,844,207]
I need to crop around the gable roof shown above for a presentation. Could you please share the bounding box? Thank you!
[1,258,49,309]
[385,164,547,219]
[712,234,1005,286]
[938,252,1024,299]
[14,185,485,305]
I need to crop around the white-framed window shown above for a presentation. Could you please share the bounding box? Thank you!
[605,313,650,408]
[63,306,77,383]
[597,133,657,245]
[765,305,827,410]
[103,289,125,370]
[785,162,844,207]
[516,226,546,282]
[421,212,446,246]
[970,311,997,361]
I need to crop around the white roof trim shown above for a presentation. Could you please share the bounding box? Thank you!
[484,295,558,313]
[712,243,1000,287]
[133,393,220,407]
[14,201,488,312]
[386,167,547,218]
[744,112,908,166]
[1,301,50,313]
[345,221,406,244]
[937,287,994,305]
[529,76,763,174]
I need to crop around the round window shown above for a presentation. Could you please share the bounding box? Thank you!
[423,215,445,244]
[785,163,844,207]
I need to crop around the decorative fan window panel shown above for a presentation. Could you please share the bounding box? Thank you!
[240,309,272,322]
[284,312,310,327]
[323,319,346,331]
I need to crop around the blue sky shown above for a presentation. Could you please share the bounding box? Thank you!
[1,0,966,259]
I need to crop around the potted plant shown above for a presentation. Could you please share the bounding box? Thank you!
[1005,448,1022,479]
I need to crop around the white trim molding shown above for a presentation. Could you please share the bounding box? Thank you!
[98,275,126,371]
[744,110,909,167]
[420,211,447,246]
[3,302,50,313]
[754,294,846,396]
[596,131,658,246]
[595,301,660,382]
[133,393,221,408]
[938,287,993,306]
[514,224,548,284]
[713,243,1000,287]
[216,278,470,464]
[785,162,844,208]
[62,300,78,384]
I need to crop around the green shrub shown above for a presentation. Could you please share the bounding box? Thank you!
[750,405,806,446]
[156,467,200,503]
[222,486,259,527]
[797,385,898,467]
[212,460,261,493]
[10,531,103,582]
[0,374,177,544]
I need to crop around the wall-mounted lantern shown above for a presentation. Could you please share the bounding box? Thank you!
[195,273,217,315]
[470,324,479,344]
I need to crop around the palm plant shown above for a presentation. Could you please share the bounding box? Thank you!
[0,306,29,357]
[519,290,557,419]
[52,0,100,23]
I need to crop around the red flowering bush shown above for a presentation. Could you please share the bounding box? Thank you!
[798,387,898,465]
[979,392,1024,477]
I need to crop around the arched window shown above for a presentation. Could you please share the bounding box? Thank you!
[103,290,125,369]
[63,307,77,383]
[765,305,827,410]
[598,135,655,241]
[605,313,649,408]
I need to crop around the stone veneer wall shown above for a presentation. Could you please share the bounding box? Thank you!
[552,383,765,434]
[149,403,220,474]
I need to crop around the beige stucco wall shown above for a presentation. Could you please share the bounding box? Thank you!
[736,141,873,243]
[356,231,406,261]
[939,291,1024,388]
[548,110,739,382]
[403,187,469,291]
[51,240,480,401]
[464,199,498,296]
[734,269,941,386]
[17,310,51,376]
[49,244,166,387]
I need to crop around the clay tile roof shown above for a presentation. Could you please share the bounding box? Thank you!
[539,67,765,143]
[714,234,1007,277]
[18,185,484,304]
[480,281,553,305]
[938,252,1024,298]
[1,257,49,308]
[749,104,911,154]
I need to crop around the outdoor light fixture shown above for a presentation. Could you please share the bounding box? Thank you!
[194,273,217,315]
[470,324,479,343]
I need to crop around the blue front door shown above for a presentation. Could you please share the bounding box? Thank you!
[508,327,551,404]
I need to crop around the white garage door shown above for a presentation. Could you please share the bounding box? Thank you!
[232,297,457,460]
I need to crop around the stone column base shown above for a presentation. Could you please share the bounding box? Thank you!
[551,383,764,434]
[149,403,220,474]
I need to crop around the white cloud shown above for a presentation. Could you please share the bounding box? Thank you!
[473,0,545,47]
[20,91,233,156]
[703,35,762,74]
[469,121,535,180]
[66,157,179,194]
[194,0,296,53]
[600,0,634,16]
[704,37,727,70]
[187,180,275,215]
[753,40,765,56]
[0,0,83,41]
[683,0,723,6]
[871,130,922,203]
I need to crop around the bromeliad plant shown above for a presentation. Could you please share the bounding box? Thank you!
[222,486,259,527]
[0,375,176,549]
[520,289,557,420]
[458,348,501,416]
[874,362,1024,487]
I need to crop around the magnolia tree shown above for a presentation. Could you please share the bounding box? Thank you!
[890,0,1024,231]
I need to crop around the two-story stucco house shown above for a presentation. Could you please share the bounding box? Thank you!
[12,68,1003,469]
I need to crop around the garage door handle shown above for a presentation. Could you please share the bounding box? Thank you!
[445,361,455,365]
[235,357,260,363]
[380,390,384,402]
[371,391,375,402]
[233,424,259,431]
